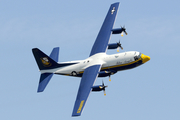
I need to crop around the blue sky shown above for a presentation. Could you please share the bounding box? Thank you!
[0,0,180,119]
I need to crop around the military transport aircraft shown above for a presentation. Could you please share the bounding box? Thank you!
[32,2,150,117]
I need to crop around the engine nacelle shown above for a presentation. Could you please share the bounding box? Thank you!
[112,28,123,34]
[108,43,119,49]
[92,85,104,91]
[98,70,117,77]
[92,81,108,95]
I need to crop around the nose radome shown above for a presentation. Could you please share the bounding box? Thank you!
[141,54,150,63]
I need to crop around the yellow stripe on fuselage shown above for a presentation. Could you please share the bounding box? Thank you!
[79,58,142,74]
[102,58,142,70]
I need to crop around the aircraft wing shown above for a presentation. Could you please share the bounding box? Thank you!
[72,64,102,116]
[89,2,120,57]
[72,2,120,117]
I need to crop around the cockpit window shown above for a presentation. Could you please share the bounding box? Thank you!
[134,56,138,61]
[134,53,141,61]
[138,53,141,58]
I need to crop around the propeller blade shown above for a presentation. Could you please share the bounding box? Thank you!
[103,90,106,96]
[117,47,119,52]
[121,32,124,37]
[120,46,123,50]
[109,75,111,81]
[124,31,128,35]
[102,80,107,95]
[117,40,123,51]
[102,81,104,86]
[120,25,127,36]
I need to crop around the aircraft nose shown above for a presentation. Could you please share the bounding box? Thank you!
[141,54,150,63]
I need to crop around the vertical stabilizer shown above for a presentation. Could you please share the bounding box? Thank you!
[32,48,59,70]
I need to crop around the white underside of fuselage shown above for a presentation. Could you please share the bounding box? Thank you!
[40,51,141,75]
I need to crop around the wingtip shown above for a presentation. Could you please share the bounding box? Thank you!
[72,114,81,117]
[72,110,81,117]
[112,2,120,5]
[72,115,80,117]
[37,90,43,93]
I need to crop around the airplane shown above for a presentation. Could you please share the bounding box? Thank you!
[32,2,150,117]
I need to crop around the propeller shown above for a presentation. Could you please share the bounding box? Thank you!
[117,40,123,52]
[105,70,115,81]
[105,71,112,81]
[99,81,108,96]
[121,26,128,36]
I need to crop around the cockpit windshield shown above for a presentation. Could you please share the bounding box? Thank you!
[134,53,141,61]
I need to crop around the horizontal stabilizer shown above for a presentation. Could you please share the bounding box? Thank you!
[38,73,53,92]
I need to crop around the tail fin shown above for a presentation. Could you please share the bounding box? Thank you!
[32,47,59,70]
[32,47,59,92]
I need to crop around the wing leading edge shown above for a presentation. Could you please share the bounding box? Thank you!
[72,65,102,117]
[89,2,120,57]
